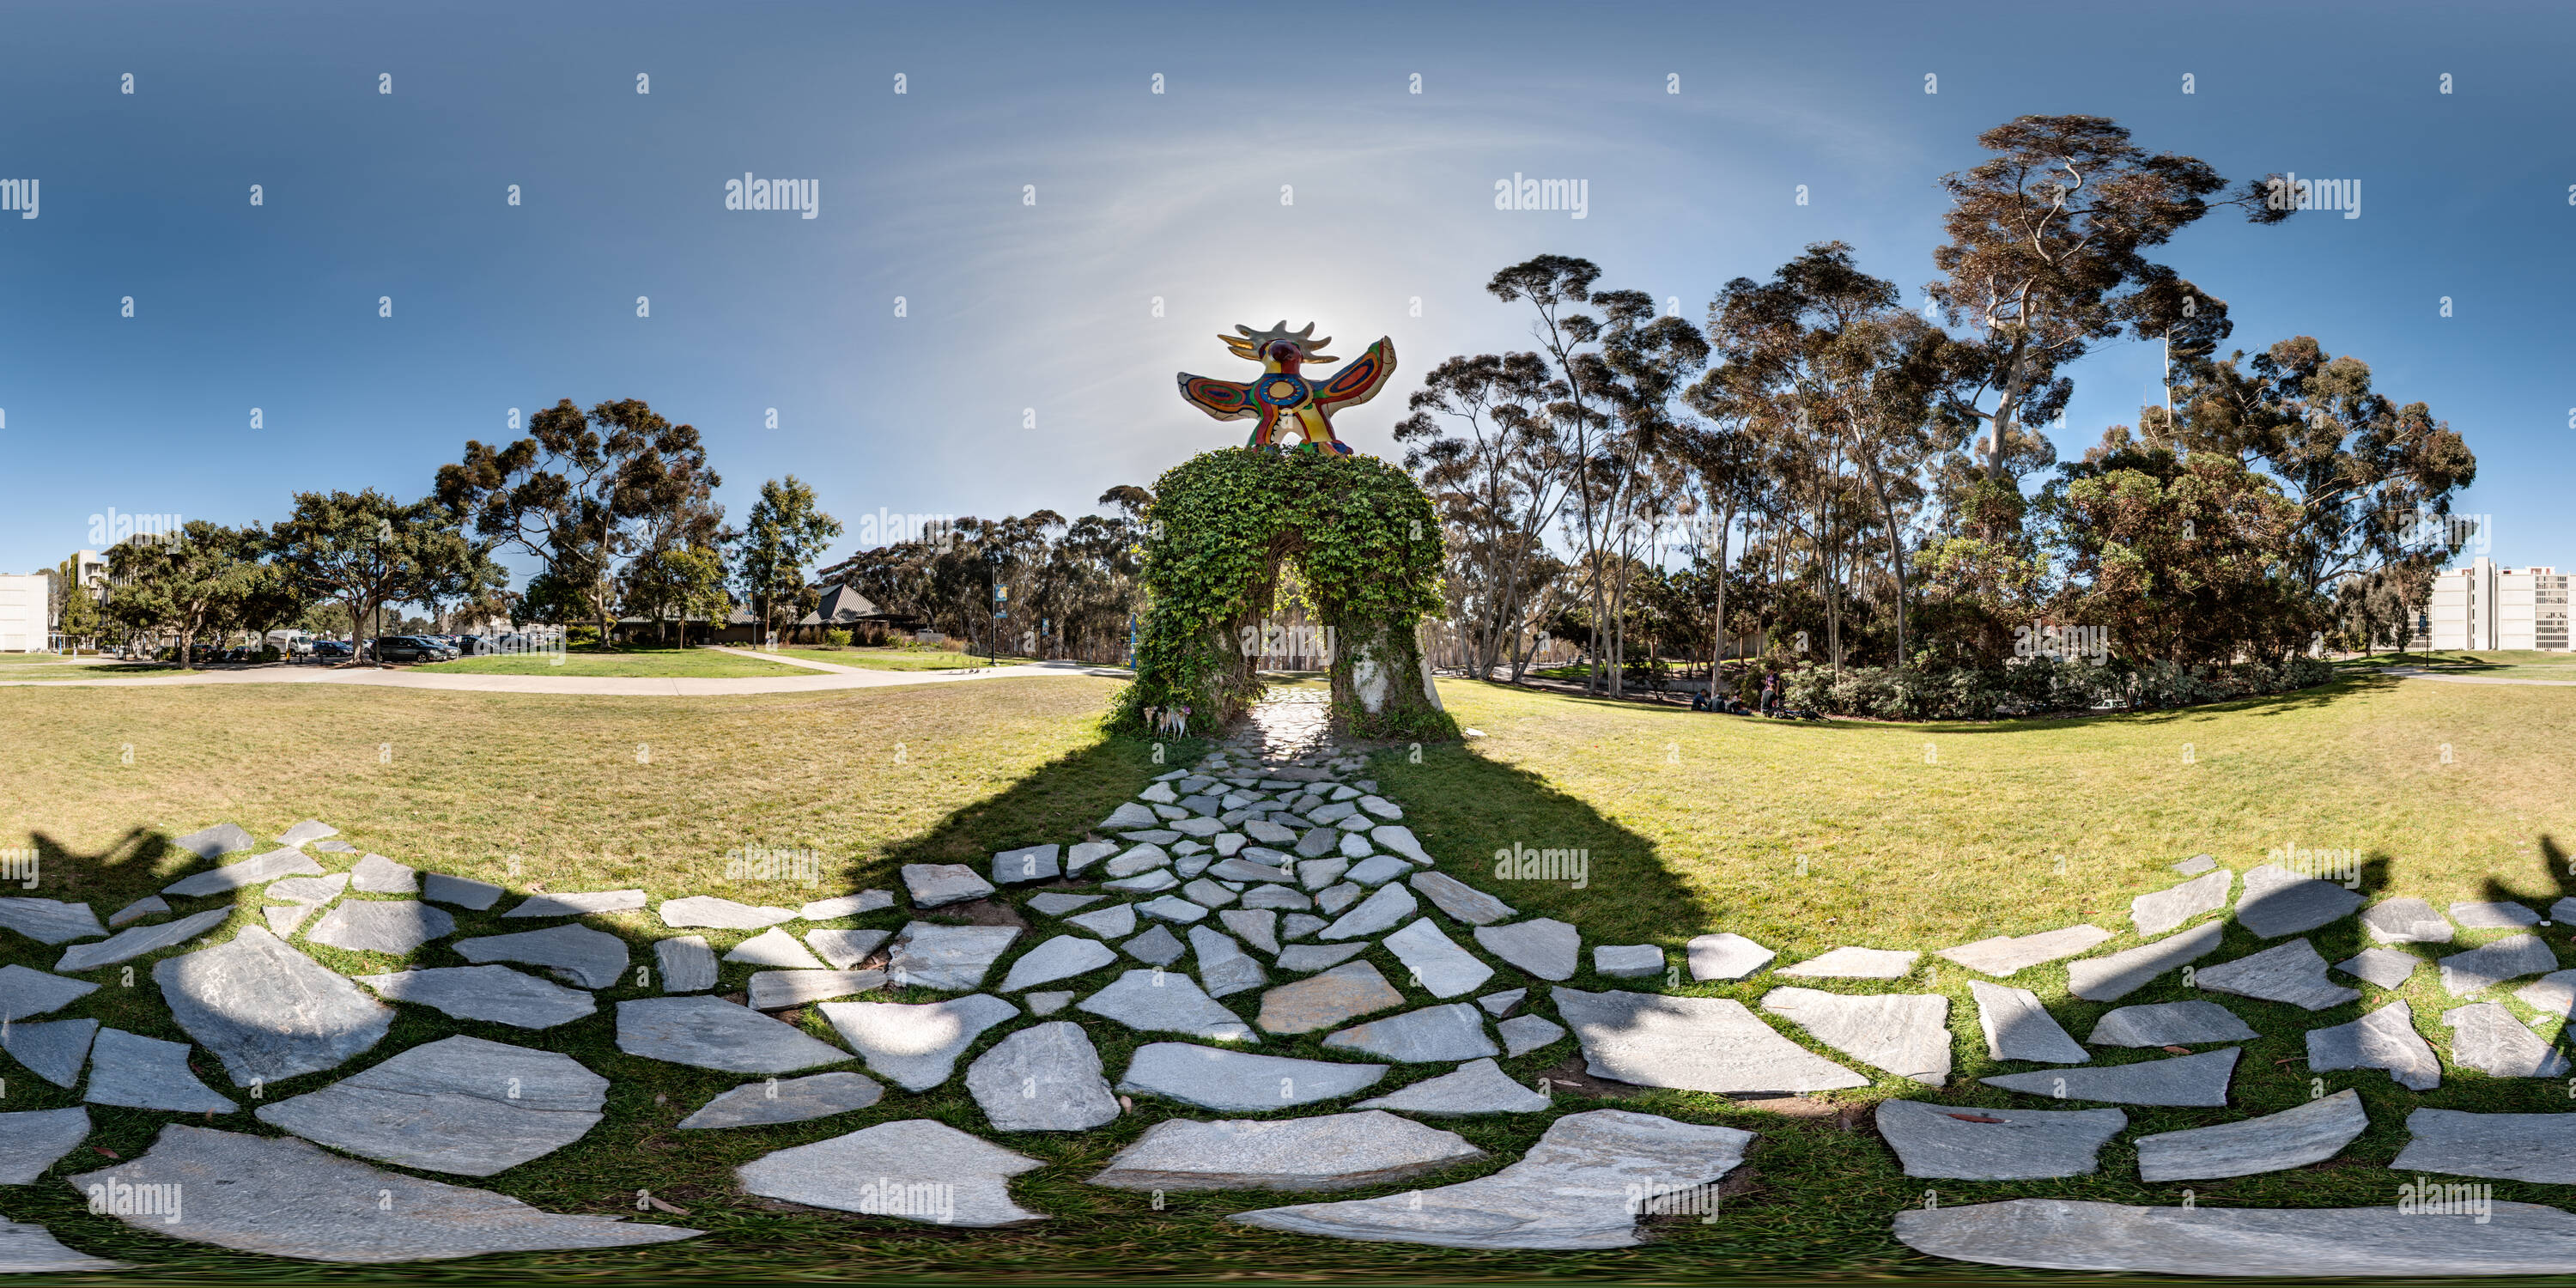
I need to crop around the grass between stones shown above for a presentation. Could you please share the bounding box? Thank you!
[411,648,817,678]
[3,671,2575,1279]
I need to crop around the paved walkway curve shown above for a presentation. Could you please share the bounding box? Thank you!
[2377,666,2576,688]
[0,648,1127,696]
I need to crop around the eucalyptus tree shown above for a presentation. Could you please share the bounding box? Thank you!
[1393,350,1566,679]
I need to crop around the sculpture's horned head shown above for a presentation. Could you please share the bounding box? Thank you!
[1221,320,1335,370]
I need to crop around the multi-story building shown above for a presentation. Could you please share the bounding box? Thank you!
[0,574,48,652]
[2411,557,2573,652]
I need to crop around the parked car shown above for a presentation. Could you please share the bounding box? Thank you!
[312,640,353,660]
[368,635,456,664]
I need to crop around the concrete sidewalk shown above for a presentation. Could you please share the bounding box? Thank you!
[0,655,1129,696]
[2378,666,2576,688]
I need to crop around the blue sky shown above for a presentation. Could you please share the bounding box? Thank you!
[3,0,2568,580]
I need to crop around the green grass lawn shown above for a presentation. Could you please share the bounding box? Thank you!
[775,646,1032,671]
[414,647,817,678]
[6,670,2576,1280]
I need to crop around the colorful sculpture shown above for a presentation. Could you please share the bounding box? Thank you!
[1176,321,1395,455]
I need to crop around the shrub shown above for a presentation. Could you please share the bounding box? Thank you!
[823,629,852,647]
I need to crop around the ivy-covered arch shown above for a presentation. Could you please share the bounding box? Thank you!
[1112,448,1457,741]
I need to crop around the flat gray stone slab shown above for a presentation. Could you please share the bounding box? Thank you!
[310,840,356,854]
[0,1216,126,1272]
[0,898,106,946]
[2395,1107,2576,1183]
[164,848,325,897]
[305,900,455,957]
[1346,854,1409,885]
[157,927,394,1085]
[1123,924,1185,965]
[1498,1014,1564,1056]
[2361,896,2452,944]
[1558,989,1866,1094]
[1079,969,1255,1042]
[1384,918,1493,998]
[2337,946,2421,989]
[1093,1110,1480,1192]
[1189,927,1267,998]
[738,1118,1046,1226]
[1027,991,1072,1015]
[1320,883,1417,940]
[655,936,720,991]
[1982,1048,2238,1106]
[173,823,257,858]
[54,908,228,972]
[1938,926,2113,977]
[1779,946,1917,980]
[1211,857,1293,884]
[725,927,829,969]
[2172,854,2215,874]
[2194,939,2360,1011]
[67,1125,698,1261]
[265,904,316,938]
[1231,1109,1752,1250]
[1372,824,1431,864]
[2087,1000,2257,1047]
[455,925,629,989]
[1968,981,2087,1064]
[1118,1042,1388,1110]
[84,1028,237,1113]
[818,994,1018,1090]
[0,1108,89,1184]
[799,890,894,920]
[678,1071,884,1129]
[749,969,886,1010]
[355,965,597,1030]
[1182,878,1238,908]
[1243,883,1313,910]
[1762,987,1951,1084]
[2306,999,2439,1091]
[2451,900,2542,930]
[2233,863,2364,938]
[277,819,339,846]
[807,927,891,970]
[2439,933,2559,996]
[888,922,1020,990]
[1406,872,1510,925]
[1479,988,1526,1017]
[2,1018,95,1087]
[1684,932,1774,981]
[1876,1098,2123,1179]
[1298,859,1348,890]
[1062,841,1120,876]
[1260,962,1404,1034]
[1357,1058,1550,1115]
[1473,919,1579,981]
[659,896,798,930]
[617,995,851,1074]
[1066,903,1138,939]
[2445,1001,2572,1077]
[2131,869,2232,936]
[1219,908,1279,955]
[2065,920,2225,1001]
[255,1035,605,1176]
[506,889,647,918]
[1893,1197,2576,1277]
[422,872,503,911]
[0,964,97,1020]
[1103,802,1163,830]
[991,843,1061,884]
[900,863,996,909]
[350,854,416,895]
[966,1020,1119,1131]
[267,873,349,904]
[1027,892,1107,916]
[2514,969,2576,1017]
[2136,1088,2369,1181]
[107,896,168,927]
[1279,914,1331,944]
[1593,945,1663,979]
[1000,934,1117,991]
[1139,894,1211,924]
[1326,1003,1498,1063]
